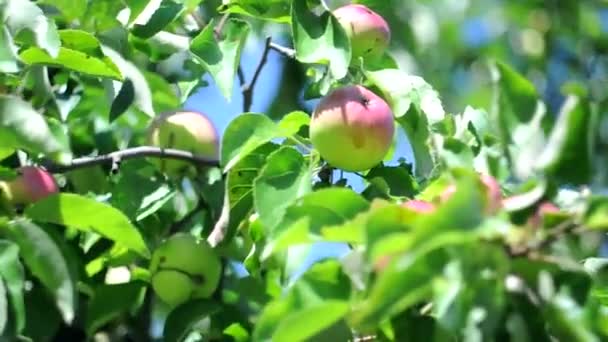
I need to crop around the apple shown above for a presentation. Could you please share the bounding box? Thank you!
[149,233,222,307]
[527,201,560,228]
[309,85,395,172]
[0,166,58,205]
[146,110,219,176]
[333,4,391,62]
[440,173,502,214]
[402,199,436,213]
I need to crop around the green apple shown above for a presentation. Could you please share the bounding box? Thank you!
[0,166,58,205]
[333,4,391,62]
[149,233,222,307]
[309,85,395,172]
[146,110,219,177]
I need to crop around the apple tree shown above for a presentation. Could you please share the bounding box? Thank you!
[0,0,607,341]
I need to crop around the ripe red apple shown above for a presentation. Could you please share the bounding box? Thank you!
[0,166,58,205]
[149,233,222,307]
[527,201,560,228]
[402,199,436,213]
[146,110,219,176]
[440,173,502,214]
[309,85,395,172]
[333,4,391,62]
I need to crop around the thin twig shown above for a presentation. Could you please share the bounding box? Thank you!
[42,146,219,173]
[237,66,246,87]
[213,13,230,39]
[269,42,296,59]
[169,197,209,234]
[242,36,273,112]
[510,219,581,257]
[207,190,231,248]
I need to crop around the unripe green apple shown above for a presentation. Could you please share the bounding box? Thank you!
[402,199,436,213]
[0,166,58,205]
[149,233,222,307]
[440,173,502,214]
[146,110,219,176]
[310,85,395,172]
[333,4,391,62]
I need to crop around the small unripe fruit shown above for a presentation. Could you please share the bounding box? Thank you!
[0,166,58,205]
[440,173,502,214]
[402,200,436,213]
[146,110,219,176]
[310,85,395,172]
[333,4,391,62]
[149,234,222,307]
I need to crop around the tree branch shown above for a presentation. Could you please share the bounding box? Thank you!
[241,36,272,112]
[269,42,296,59]
[42,146,219,173]
[213,13,230,39]
[509,219,582,257]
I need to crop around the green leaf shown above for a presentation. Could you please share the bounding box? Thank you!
[24,193,150,258]
[0,241,25,334]
[366,69,446,122]
[0,278,6,335]
[221,113,281,171]
[223,143,281,245]
[254,260,352,340]
[85,281,146,335]
[584,197,608,230]
[19,47,123,81]
[219,0,291,23]
[131,0,184,39]
[263,188,369,257]
[58,29,106,56]
[365,164,418,198]
[278,110,310,137]
[109,78,135,122]
[351,232,478,330]
[492,60,539,127]
[543,290,599,342]
[2,0,60,57]
[490,60,549,179]
[102,46,155,116]
[367,69,445,178]
[0,26,19,73]
[254,146,312,231]
[5,219,77,324]
[273,301,350,341]
[291,0,350,79]
[40,0,87,21]
[190,18,251,101]
[0,94,68,160]
[163,299,222,341]
[535,95,595,185]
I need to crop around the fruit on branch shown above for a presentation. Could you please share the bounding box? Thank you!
[149,233,222,307]
[333,4,391,62]
[146,110,219,176]
[440,173,502,214]
[0,166,58,205]
[310,85,395,172]
[527,201,560,227]
[402,199,436,213]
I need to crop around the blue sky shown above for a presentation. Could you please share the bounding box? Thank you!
[184,34,414,279]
